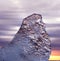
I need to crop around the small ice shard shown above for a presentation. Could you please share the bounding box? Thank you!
[36,19,41,24]
[0,13,51,61]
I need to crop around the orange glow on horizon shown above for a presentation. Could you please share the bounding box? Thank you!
[51,50,60,56]
[49,56,60,60]
[49,50,60,60]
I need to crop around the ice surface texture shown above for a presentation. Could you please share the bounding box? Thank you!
[0,13,51,61]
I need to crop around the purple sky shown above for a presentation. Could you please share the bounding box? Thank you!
[0,0,60,50]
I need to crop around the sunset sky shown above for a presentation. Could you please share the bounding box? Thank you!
[0,0,60,60]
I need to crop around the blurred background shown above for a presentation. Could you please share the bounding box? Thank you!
[0,0,60,60]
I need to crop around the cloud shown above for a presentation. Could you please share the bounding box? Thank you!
[46,28,60,37]
[0,0,60,50]
[16,0,60,18]
[0,0,60,18]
